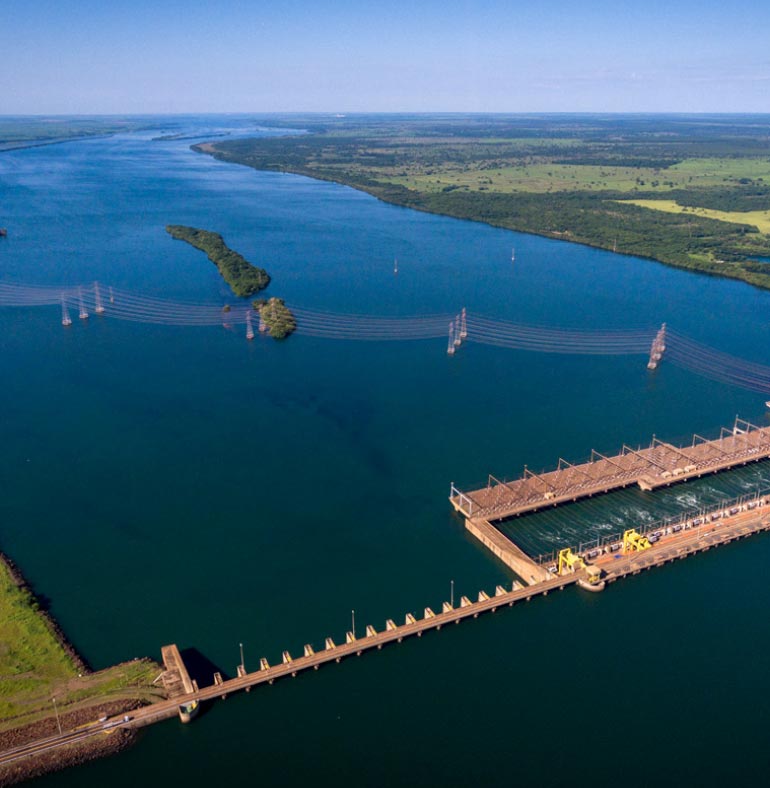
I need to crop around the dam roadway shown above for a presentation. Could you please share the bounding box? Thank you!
[4,497,770,773]
[5,422,770,771]
[126,498,770,724]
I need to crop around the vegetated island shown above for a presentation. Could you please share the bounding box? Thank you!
[194,114,770,291]
[0,552,166,785]
[167,225,297,338]
[166,225,270,297]
[152,132,230,142]
[253,297,297,339]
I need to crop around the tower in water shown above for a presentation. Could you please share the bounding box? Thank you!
[94,282,105,314]
[78,288,88,320]
[61,297,72,327]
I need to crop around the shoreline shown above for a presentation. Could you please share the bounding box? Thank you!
[0,134,115,153]
[0,552,161,785]
[0,552,89,676]
[192,140,770,294]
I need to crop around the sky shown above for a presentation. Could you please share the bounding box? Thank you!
[2,0,769,114]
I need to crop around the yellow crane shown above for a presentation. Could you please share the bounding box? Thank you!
[622,529,651,553]
[557,548,604,590]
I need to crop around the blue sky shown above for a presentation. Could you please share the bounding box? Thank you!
[2,0,769,114]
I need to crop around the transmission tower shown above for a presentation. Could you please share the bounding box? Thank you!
[94,282,105,314]
[647,323,667,370]
[61,296,72,327]
[78,288,88,320]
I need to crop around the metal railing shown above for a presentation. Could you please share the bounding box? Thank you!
[533,486,770,567]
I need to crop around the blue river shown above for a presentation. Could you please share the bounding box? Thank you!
[1,117,770,787]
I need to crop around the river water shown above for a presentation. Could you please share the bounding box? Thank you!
[2,117,770,787]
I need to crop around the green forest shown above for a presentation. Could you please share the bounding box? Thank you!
[253,297,297,339]
[166,225,270,297]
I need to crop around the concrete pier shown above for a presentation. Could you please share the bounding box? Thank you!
[451,419,770,521]
[6,489,770,769]
[8,424,770,767]
[465,516,550,584]
[144,498,768,725]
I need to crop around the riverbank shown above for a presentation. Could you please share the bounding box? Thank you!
[193,115,770,291]
[0,135,115,153]
[0,118,150,154]
[0,553,165,784]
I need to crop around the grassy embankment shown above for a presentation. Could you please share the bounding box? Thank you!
[166,225,270,297]
[194,115,770,290]
[0,555,163,735]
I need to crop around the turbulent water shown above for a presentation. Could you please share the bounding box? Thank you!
[2,117,770,787]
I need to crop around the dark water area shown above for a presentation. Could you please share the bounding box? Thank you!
[2,117,770,787]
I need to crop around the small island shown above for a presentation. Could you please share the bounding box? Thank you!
[253,297,297,339]
[166,225,270,297]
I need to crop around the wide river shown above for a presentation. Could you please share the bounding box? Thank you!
[2,117,770,787]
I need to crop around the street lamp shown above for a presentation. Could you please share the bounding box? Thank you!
[52,697,62,736]
[450,579,455,608]
[351,609,356,638]
[239,642,245,671]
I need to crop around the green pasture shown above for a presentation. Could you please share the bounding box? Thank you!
[379,157,770,195]
[621,199,770,234]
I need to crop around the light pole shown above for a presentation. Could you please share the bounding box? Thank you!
[450,579,455,608]
[239,642,245,671]
[351,609,356,638]
[52,697,62,736]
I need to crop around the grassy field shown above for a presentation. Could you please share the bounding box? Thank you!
[0,559,77,716]
[0,557,163,731]
[621,199,770,234]
[384,158,770,194]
